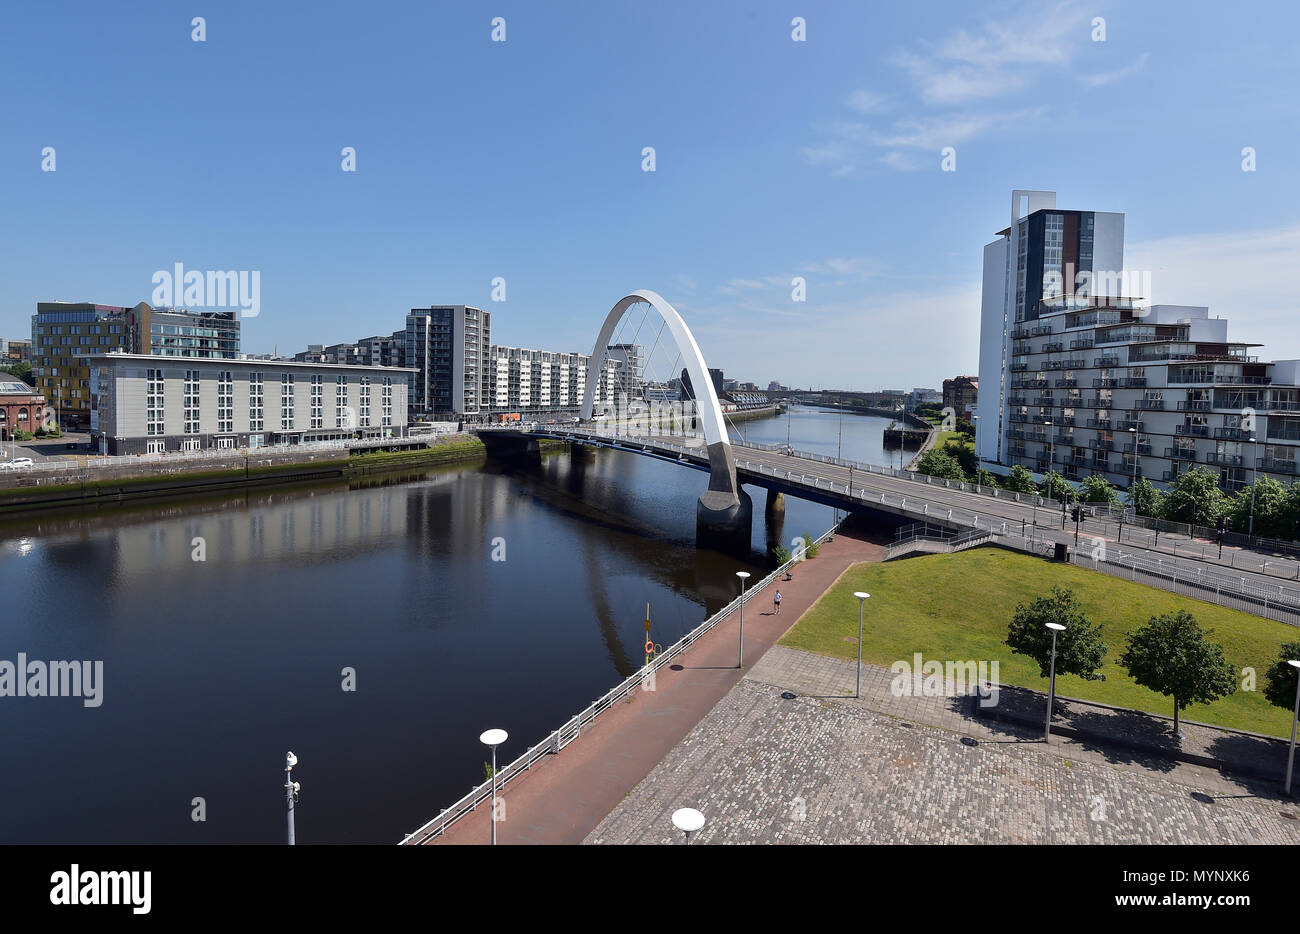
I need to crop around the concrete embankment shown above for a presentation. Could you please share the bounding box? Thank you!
[0,435,501,514]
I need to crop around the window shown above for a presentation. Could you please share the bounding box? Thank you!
[184,370,201,434]
[216,437,236,449]
[382,376,393,427]
[249,372,264,431]
[146,368,165,436]
[359,376,371,427]
[147,439,165,454]
[217,370,233,433]
[310,375,323,429]
[336,374,349,428]
[280,373,295,429]
[182,437,201,451]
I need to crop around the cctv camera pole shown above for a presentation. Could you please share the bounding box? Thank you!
[284,751,299,845]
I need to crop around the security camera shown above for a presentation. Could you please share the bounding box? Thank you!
[285,751,298,770]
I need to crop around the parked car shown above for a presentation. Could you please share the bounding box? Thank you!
[0,457,35,470]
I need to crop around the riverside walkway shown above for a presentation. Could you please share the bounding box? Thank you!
[422,525,888,845]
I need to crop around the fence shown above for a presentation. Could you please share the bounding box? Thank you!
[397,521,841,845]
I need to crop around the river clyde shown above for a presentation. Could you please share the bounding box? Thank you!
[0,406,900,843]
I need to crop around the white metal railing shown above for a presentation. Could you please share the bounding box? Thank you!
[398,520,841,845]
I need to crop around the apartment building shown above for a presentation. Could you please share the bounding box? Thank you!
[488,346,590,416]
[977,191,1300,492]
[405,305,490,418]
[89,354,412,455]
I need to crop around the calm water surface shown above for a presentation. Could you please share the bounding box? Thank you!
[0,407,896,843]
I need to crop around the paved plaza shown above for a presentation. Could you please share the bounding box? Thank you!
[587,646,1300,845]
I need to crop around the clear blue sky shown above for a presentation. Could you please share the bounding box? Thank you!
[2,0,1297,389]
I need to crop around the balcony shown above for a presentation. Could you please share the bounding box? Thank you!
[1175,424,1209,437]
[1259,458,1298,474]
[1264,399,1300,412]
[1030,326,1053,337]
[1094,356,1121,367]
[1084,397,1113,408]
[1042,341,1065,353]
[1009,412,1029,423]
[1054,433,1075,445]
[1032,396,1055,407]
[1010,362,1029,372]
[1007,395,1028,406]
[1120,377,1147,387]
[1162,470,1182,482]
[1089,457,1112,471]
[1206,452,1244,467]
[1013,343,1032,356]
[1165,447,1198,461]
[1123,442,1153,455]
[1214,426,1251,441]
[1008,445,1028,458]
[1093,378,1119,388]
[1054,378,1078,388]
[1010,327,1031,340]
[1070,339,1095,351]
[1086,417,1112,429]
[1136,399,1166,410]
[1064,454,1090,467]
[1214,375,1272,385]
[1116,420,1144,432]
[1176,400,1212,411]
[1090,439,1115,451]
[1055,415,1076,427]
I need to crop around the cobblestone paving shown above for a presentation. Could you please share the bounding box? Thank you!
[587,663,1300,845]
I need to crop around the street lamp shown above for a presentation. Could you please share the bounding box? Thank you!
[853,592,869,698]
[1286,660,1300,796]
[671,807,705,844]
[480,728,508,845]
[1044,623,1066,742]
[1249,436,1260,537]
[284,751,300,846]
[735,571,751,669]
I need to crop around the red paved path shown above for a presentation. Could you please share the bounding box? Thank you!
[430,525,887,845]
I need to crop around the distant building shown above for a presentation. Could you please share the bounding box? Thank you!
[941,377,978,420]
[907,387,942,411]
[357,332,405,369]
[488,346,589,416]
[89,354,412,455]
[2,339,32,363]
[406,305,491,418]
[767,380,785,392]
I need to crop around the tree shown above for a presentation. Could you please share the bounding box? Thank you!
[1127,476,1163,518]
[1005,587,1108,684]
[1263,641,1300,711]
[1118,610,1237,735]
[942,439,978,477]
[975,468,1000,489]
[1229,477,1289,540]
[1079,473,1119,504]
[0,362,33,386]
[1003,464,1038,494]
[1159,466,1227,528]
[1040,470,1075,503]
[914,448,966,481]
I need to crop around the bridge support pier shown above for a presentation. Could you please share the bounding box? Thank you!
[696,440,752,549]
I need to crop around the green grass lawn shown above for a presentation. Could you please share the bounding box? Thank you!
[779,547,1298,736]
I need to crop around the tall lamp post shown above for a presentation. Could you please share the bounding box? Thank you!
[284,751,300,846]
[735,571,751,669]
[672,807,705,844]
[1044,622,1066,742]
[480,728,508,846]
[853,592,869,698]
[1249,435,1260,537]
[1286,660,1300,796]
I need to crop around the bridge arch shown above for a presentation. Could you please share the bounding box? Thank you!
[582,290,748,534]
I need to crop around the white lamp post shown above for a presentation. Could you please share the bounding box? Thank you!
[284,751,300,846]
[735,571,751,669]
[480,728,508,845]
[852,592,869,698]
[1044,623,1066,742]
[672,807,705,844]
[1286,660,1300,796]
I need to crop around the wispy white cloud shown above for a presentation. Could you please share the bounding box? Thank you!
[846,89,892,114]
[1126,223,1300,360]
[1080,51,1151,88]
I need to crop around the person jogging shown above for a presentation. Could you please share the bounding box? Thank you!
[773,590,782,614]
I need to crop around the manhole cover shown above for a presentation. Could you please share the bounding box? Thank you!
[670,665,684,671]
[780,691,797,700]
[961,737,979,747]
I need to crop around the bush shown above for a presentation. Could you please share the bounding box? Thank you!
[1003,465,1038,493]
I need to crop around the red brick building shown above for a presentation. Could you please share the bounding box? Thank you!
[0,379,48,440]
[942,375,979,422]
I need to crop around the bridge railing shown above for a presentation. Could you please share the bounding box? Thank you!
[397,520,842,845]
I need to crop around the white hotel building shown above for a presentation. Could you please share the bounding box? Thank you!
[89,353,412,455]
[977,191,1300,493]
